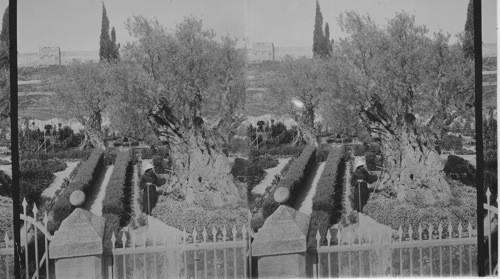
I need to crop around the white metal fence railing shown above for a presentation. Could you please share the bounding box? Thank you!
[484,187,498,276]
[107,224,252,279]
[1,199,54,279]
[312,221,477,277]
[0,233,14,279]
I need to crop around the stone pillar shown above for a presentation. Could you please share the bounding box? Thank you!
[49,190,106,279]
[252,187,310,278]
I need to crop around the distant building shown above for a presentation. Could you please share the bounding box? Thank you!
[250,42,275,62]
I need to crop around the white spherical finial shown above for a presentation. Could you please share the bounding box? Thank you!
[274,187,290,203]
[70,190,85,207]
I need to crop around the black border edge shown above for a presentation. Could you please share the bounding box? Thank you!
[8,0,20,278]
[474,0,485,276]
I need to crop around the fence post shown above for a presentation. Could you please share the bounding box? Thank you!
[251,199,310,279]
[49,191,106,279]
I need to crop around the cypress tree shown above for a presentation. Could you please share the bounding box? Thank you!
[463,0,473,59]
[0,6,8,69]
[110,27,120,60]
[313,0,325,57]
[99,2,111,61]
[324,22,332,56]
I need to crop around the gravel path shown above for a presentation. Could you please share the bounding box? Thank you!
[293,162,326,215]
[251,158,291,195]
[41,161,79,198]
[84,165,114,216]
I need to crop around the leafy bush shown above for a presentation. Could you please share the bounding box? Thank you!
[140,147,155,160]
[0,170,11,197]
[251,155,279,170]
[0,196,13,239]
[152,198,248,234]
[51,148,104,232]
[102,149,134,226]
[364,184,476,235]
[19,159,67,206]
[365,151,377,171]
[348,143,365,156]
[262,145,316,218]
[441,135,463,151]
[443,155,475,186]
[229,138,248,153]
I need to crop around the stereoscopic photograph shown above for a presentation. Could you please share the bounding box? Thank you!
[0,0,496,278]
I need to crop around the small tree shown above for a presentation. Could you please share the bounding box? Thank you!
[324,22,333,56]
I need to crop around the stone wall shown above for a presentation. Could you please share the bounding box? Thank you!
[19,49,99,67]
[247,44,312,63]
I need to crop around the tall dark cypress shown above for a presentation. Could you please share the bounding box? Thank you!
[324,22,332,55]
[110,27,119,60]
[99,2,111,61]
[313,0,325,57]
[463,0,474,59]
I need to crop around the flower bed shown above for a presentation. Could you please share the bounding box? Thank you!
[50,148,104,232]
[262,145,316,218]
[308,146,347,246]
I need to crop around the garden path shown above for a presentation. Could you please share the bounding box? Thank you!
[84,165,114,216]
[293,162,326,215]
[41,161,79,198]
[251,158,291,195]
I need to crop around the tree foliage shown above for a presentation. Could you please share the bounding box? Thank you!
[269,57,333,145]
[113,16,246,147]
[54,61,111,149]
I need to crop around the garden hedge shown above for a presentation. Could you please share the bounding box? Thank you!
[102,149,134,226]
[51,148,104,232]
[308,146,347,246]
[262,145,316,218]
[249,145,305,157]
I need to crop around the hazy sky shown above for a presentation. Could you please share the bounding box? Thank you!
[2,0,496,52]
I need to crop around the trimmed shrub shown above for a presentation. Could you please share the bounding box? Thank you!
[102,149,134,226]
[102,213,122,250]
[22,148,92,161]
[308,146,347,246]
[249,145,305,157]
[311,146,345,214]
[51,148,104,231]
[316,144,330,162]
[263,145,316,218]
[443,155,475,186]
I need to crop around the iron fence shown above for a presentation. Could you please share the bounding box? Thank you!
[311,221,477,277]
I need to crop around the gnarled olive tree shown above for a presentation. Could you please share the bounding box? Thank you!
[331,12,474,206]
[108,16,247,208]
